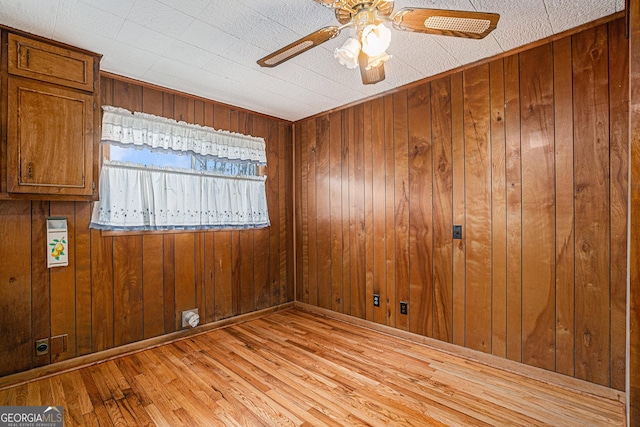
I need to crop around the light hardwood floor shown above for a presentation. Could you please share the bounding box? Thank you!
[0,308,626,426]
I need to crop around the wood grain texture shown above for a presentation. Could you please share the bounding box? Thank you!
[393,91,410,331]
[0,201,32,376]
[607,17,628,392]
[371,97,387,325]
[463,64,492,354]
[504,54,523,363]
[49,202,77,362]
[0,309,625,427]
[31,201,51,367]
[349,105,366,319]
[0,73,293,378]
[408,82,433,337]
[329,111,343,312]
[293,20,628,389]
[384,95,396,326]
[552,35,576,378]
[489,59,507,359]
[629,0,640,420]
[74,202,93,355]
[573,25,611,387]
[450,71,466,348]
[519,44,556,371]
[429,78,452,343]
[112,235,143,346]
[341,109,352,315]
[315,115,332,310]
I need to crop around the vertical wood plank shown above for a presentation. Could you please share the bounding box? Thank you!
[268,119,282,306]
[75,202,93,355]
[384,95,396,326]
[504,55,523,362]
[363,102,374,322]
[307,119,319,307]
[49,202,77,361]
[0,201,32,376]
[450,72,466,347]
[238,112,255,315]
[350,104,366,319]
[142,235,164,338]
[91,229,113,352]
[112,234,143,346]
[193,101,206,322]
[463,65,492,354]
[371,98,387,325]
[607,18,629,391]
[253,117,272,310]
[489,59,507,358]
[628,0,640,420]
[573,25,611,387]
[393,91,410,331]
[315,115,332,310]
[297,121,309,303]
[284,123,295,303]
[430,78,452,341]
[329,111,343,312]
[553,35,576,378]
[213,105,233,320]
[174,233,196,326]
[520,44,556,371]
[341,109,351,314]
[31,201,51,367]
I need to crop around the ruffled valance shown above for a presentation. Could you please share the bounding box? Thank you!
[101,106,267,164]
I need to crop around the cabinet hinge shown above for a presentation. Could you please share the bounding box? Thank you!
[93,102,96,111]
[92,181,96,192]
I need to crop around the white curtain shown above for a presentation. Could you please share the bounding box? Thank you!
[102,106,267,164]
[90,161,270,231]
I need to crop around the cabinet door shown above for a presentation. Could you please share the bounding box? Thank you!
[7,33,95,92]
[7,77,95,196]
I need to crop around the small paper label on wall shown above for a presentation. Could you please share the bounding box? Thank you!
[47,217,68,268]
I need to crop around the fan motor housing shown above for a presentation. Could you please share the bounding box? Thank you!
[333,1,395,24]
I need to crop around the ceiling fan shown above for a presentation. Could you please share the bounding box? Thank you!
[257,0,500,85]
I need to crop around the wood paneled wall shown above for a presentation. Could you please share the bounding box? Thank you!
[0,76,294,377]
[294,19,628,389]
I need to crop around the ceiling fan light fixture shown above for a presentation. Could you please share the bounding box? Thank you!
[334,37,361,69]
[364,51,391,70]
[359,50,385,85]
[360,23,391,56]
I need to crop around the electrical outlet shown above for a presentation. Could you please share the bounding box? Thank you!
[182,308,200,328]
[373,294,380,307]
[400,301,408,315]
[35,338,49,356]
[453,225,462,239]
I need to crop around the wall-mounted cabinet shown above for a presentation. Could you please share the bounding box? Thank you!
[1,28,101,200]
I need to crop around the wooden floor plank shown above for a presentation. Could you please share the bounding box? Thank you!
[0,308,625,426]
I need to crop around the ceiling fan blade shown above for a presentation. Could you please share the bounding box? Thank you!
[257,26,341,67]
[392,8,500,39]
[358,51,386,85]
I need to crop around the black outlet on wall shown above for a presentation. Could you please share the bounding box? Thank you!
[373,294,380,307]
[453,225,462,239]
[400,301,408,315]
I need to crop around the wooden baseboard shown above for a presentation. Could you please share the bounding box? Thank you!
[0,302,294,390]
[294,302,625,404]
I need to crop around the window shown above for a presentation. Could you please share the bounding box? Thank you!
[90,106,270,231]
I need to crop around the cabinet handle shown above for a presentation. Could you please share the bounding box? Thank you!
[27,162,33,180]
[26,49,30,67]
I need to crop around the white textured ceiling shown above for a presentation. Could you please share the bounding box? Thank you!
[0,0,625,121]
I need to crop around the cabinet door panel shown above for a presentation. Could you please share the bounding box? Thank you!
[8,77,94,196]
[8,33,94,92]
